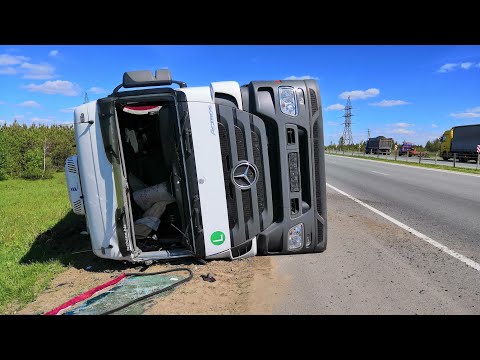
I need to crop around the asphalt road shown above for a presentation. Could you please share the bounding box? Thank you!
[327,150,480,170]
[271,154,480,314]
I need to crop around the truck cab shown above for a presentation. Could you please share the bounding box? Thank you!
[65,69,327,263]
[398,142,414,156]
[440,129,453,160]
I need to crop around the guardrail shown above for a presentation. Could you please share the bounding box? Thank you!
[326,148,480,170]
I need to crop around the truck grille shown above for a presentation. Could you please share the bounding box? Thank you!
[216,104,273,248]
[310,89,318,116]
[313,120,322,214]
[251,131,265,213]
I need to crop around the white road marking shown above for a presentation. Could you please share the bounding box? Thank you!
[326,182,480,272]
[325,154,480,178]
[371,170,389,176]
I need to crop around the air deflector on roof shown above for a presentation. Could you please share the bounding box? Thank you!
[123,70,172,88]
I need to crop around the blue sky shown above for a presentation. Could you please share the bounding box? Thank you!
[1,45,480,145]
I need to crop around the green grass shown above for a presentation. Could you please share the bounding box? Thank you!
[0,172,133,314]
[327,152,480,175]
[0,173,84,313]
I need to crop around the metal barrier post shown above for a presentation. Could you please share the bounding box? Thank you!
[406,151,409,161]
[477,153,479,170]
[395,150,397,161]
[453,153,456,168]
[419,154,421,164]
[377,151,379,158]
[435,152,437,165]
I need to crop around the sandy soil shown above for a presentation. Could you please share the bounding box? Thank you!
[19,256,275,315]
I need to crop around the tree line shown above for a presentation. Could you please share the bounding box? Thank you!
[0,121,76,180]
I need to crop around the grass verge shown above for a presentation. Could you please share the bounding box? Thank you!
[0,172,91,314]
[326,153,480,175]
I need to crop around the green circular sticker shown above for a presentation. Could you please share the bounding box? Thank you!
[210,231,226,246]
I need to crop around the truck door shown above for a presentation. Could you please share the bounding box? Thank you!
[96,98,137,257]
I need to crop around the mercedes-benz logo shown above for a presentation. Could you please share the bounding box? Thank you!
[231,161,259,190]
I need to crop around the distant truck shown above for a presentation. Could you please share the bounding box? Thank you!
[365,136,393,155]
[398,142,423,157]
[440,124,480,162]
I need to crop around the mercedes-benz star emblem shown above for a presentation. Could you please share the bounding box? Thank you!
[231,161,259,190]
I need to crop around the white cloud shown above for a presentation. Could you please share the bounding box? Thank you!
[432,123,438,128]
[339,88,379,100]
[24,80,81,96]
[49,50,59,57]
[0,119,5,124]
[14,115,25,119]
[450,112,480,119]
[370,99,410,107]
[0,66,17,75]
[460,62,473,69]
[88,86,106,94]
[20,62,56,79]
[17,100,41,107]
[327,121,340,126]
[438,63,458,73]
[30,117,52,123]
[438,62,479,73]
[325,103,344,111]
[284,75,319,80]
[393,122,413,128]
[0,54,29,66]
[60,106,77,113]
[450,106,480,118]
[391,128,415,135]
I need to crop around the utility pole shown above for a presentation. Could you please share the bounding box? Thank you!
[83,92,89,104]
[341,96,354,145]
[367,128,371,139]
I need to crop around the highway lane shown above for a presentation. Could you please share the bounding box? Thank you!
[323,154,480,262]
[271,154,480,314]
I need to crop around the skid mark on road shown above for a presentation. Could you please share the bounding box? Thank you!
[327,183,480,272]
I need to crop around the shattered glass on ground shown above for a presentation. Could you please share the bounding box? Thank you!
[64,274,184,315]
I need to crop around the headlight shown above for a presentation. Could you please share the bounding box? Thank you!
[279,86,298,116]
[288,223,304,251]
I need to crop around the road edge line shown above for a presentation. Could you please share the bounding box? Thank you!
[326,182,480,272]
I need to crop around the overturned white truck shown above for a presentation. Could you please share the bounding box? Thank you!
[65,69,327,262]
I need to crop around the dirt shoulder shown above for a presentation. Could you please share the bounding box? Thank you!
[19,256,276,315]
